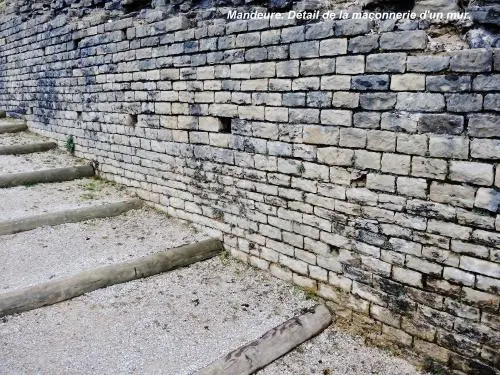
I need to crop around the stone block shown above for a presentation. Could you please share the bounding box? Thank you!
[429,135,469,159]
[366,53,406,73]
[445,93,482,113]
[417,114,464,135]
[320,110,352,126]
[397,134,427,156]
[468,114,500,138]
[352,75,389,91]
[353,112,380,129]
[426,75,471,92]
[470,139,500,160]
[411,157,447,180]
[390,74,425,91]
[449,161,494,186]
[317,147,354,166]
[348,34,379,53]
[359,93,397,110]
[303,125,339,145]
[396,93,445,112]
[407,55,449,72]
[290,41,319,58]
[450,49,492,72]
[319,38,348,56]
[380,30,427,51]
[336,55,364,74]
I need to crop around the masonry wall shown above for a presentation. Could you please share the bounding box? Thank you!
[0,4,499,373]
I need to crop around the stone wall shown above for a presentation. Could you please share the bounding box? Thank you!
[0,2,499,373]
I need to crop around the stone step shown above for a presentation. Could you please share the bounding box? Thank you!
[0,199,143,235]
[0,256,315,375]
[0,119,27,134]
[0,207,209,293]
[0,142,57,155]
[0,178,133,222]
[0,165,95,188]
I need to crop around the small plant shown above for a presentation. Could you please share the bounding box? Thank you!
[219,250,230,266]
[65,135,75,154]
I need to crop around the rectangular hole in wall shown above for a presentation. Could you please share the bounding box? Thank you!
[77,111,82,120]
[219,117,232,134]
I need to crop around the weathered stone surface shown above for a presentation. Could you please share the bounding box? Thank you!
[468,114,500,138]
[379,31,427,51]
[417,114,464,135]
[449,161,494,186]
[359,93,397,110]
[407,56,449,72]
[450,49,493,73]
[426,75,471,92]
[366,53,406,73]
[446,94,483,113]
[396,93,445,112]
[352,75,390,91]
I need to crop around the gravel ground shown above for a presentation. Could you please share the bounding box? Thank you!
[0,207,209,291]
[258,326,426,375]
[0,148,85,174]
[0,178,131,221]
[0,257,316,375]
[0,131,47,146]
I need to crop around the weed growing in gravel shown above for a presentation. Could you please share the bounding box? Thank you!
[219,250,231,266]
[293,285,319,301]
[65,135,75,154]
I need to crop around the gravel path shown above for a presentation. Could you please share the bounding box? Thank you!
[0,131,47,146]
[259,326,426,375]
[0,257,315,375]
[0,178,131,221]
[0,208,209,291]
[0,148,85,174]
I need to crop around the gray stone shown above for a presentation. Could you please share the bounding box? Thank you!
[426,75,471,92]
[417,114,464,135]
[290,41,319,59]
[449,161,494,186]
[360,93,397,110]
[305,21,334,40]
[381,112,418,133]
[366,53,406,73]
[468,114,500,138]
[407,56,449,72]
[429,136,469,159]
[446,94,483,113]
[396,93,445,112]
[450,49,493,72]
[307,91,332,108]
[352,75,389,91]
[335,19,372,36]
[319,38,348,56]
[484,94,500,111]
[348,34,379,54]
[300,58,336,76]
[336,56,364,74]
[380,31,427,51]
[474,188,500,212]
[473,74,500,91]
[471,139,500,160]
[353,112,381,129]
